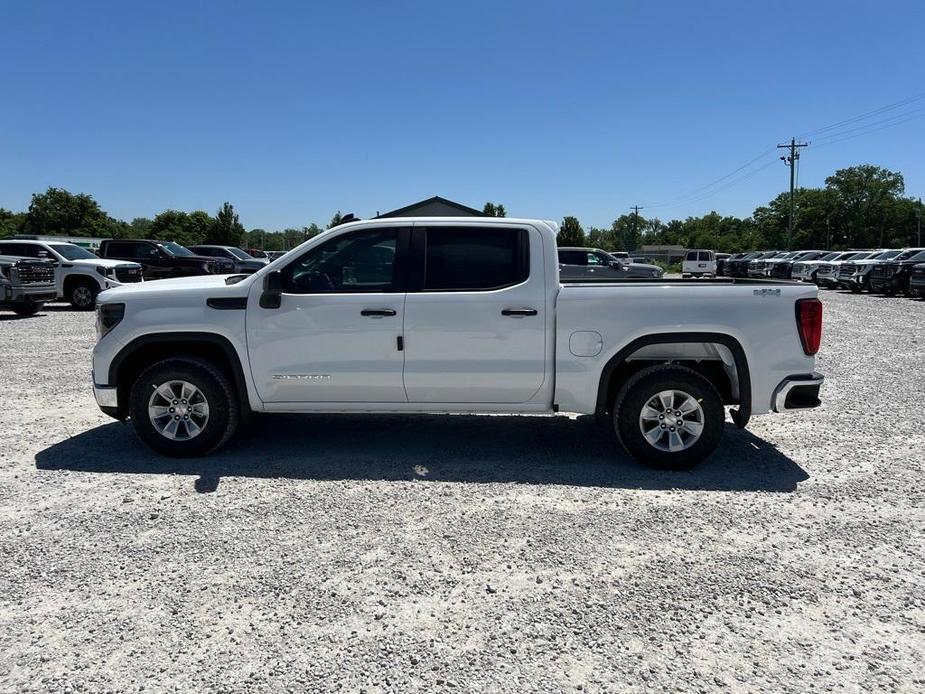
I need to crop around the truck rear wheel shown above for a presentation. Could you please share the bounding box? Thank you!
[129,357,239,457]
[613,364,725,469]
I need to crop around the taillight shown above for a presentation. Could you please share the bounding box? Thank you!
[795,298,822,355]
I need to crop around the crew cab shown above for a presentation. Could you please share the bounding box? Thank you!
[91,218,824,469]
[558,247,663,279]
[0,255,56,316]
[0,239,143,309]
[97,239,235,281]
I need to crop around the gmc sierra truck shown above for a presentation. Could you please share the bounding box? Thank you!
[0,255,56,316]
[91,218,824,469]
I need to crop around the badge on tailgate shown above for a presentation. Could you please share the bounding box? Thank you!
[753,288,781,297]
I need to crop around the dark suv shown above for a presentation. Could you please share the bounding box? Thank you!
[189,245,268,274]
[97,239,235,280]
[868,248,925,295]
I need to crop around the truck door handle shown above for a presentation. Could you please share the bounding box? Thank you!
[361,309,397,317]
[501,308,538,316]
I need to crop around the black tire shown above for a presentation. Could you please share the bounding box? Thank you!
[68,280,99,310]
[129,357,239,457]
[12,303,42,317]
[613,364,725,469]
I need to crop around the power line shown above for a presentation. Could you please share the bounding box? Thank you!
[810,104,925,144]
[796,91,925,138]
[812,109,925,149]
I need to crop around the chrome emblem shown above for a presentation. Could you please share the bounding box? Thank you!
[272,374,331,381]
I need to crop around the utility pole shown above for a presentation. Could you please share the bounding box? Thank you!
[778,138,808,250]
[629,205,643,252]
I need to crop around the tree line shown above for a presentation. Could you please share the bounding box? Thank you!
[556,164,923,252]
[1,164,920,253]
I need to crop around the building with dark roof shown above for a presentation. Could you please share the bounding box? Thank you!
[376,196,485,218]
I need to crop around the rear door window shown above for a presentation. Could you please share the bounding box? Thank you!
[685,251,698,261]
[558,250,586,265]
[422,227,528,291]
[698,251,711,261]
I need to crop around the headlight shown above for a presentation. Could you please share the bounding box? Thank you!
[96,303,125,340]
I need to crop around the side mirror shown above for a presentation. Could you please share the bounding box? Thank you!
[260,270,283,309]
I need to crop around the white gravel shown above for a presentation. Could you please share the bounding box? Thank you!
[1,291,923,693]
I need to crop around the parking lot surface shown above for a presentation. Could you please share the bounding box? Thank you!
[1,291,923,693]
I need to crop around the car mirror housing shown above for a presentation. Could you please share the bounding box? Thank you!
[260,270,283,309]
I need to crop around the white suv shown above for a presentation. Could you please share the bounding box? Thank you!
[0,239,143,309]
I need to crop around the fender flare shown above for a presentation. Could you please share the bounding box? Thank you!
[108,332,249,409]
[595,331,751,428]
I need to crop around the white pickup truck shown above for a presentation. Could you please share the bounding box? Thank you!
[91,217,824,468]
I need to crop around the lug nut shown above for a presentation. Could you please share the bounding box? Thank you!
[174,415,180,420]
[669,426,675,432]
[658,415,664,420]
[172,400,178,404]
[169,407,174,413]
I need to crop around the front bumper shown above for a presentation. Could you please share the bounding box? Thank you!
[92,372,122,419]
[773,373,824,413]
[869,275,902,292]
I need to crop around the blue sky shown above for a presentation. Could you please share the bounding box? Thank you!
[2,1,923,230]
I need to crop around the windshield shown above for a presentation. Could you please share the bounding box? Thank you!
[49,243,97,260]
[159,242,195,257]
[817,253,838,261]
[873,250,902,260]
[905,250,925,262]
[894,248,925,261]
[226,247,252,260]
[848,252,874,261]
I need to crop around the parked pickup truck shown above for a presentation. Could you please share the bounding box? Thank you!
[90,218,824,469]
[0,239,144,309]
[0,255,57,316]
[98,239,235,281]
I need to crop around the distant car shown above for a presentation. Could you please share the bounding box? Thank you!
[768,250,827,280]
[245,248,269,259]
[836,249,901,292]
[265,251,287,261]
[189,245,269,274]
[725,251,762,278]
[0,255,57,316]
[557,247,664,279]
[746,251,787,278]
[714,253,731,276]
[681,250,717,277]
[97,239,235,280]
[869,248,925,295]
[0,239,144,309]
[815,251,872,288]
[908,262,925,298]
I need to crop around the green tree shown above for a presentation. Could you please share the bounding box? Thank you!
[130,217,154,237]
[557,216,585,246]
[23,187,113,237]
[0,208,26,238]
[824,165,905,248]
[483,202,507,217]
[209,202,245,246]
[302,222,323,240]
[328,211,345,229]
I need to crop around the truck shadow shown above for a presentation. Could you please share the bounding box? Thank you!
[35,414,808,494]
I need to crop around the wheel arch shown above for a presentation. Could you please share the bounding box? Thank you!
[595,332,752,428]
[109,332,250,419]
[63,272,102,293]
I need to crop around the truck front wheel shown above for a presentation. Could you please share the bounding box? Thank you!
[613,364,725,469]
[129,357,239,457]
[68,280,99,310]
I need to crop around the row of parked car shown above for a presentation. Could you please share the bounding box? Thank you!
[716,247,925,297]
[0,236,279,315]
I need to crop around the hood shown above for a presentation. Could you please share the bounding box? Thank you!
[70,257,142,269]
[627,262,662,272]
[98,273,254,299]
[240,259,267,270]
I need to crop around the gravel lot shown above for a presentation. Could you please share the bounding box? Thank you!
[1,290,923,693]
